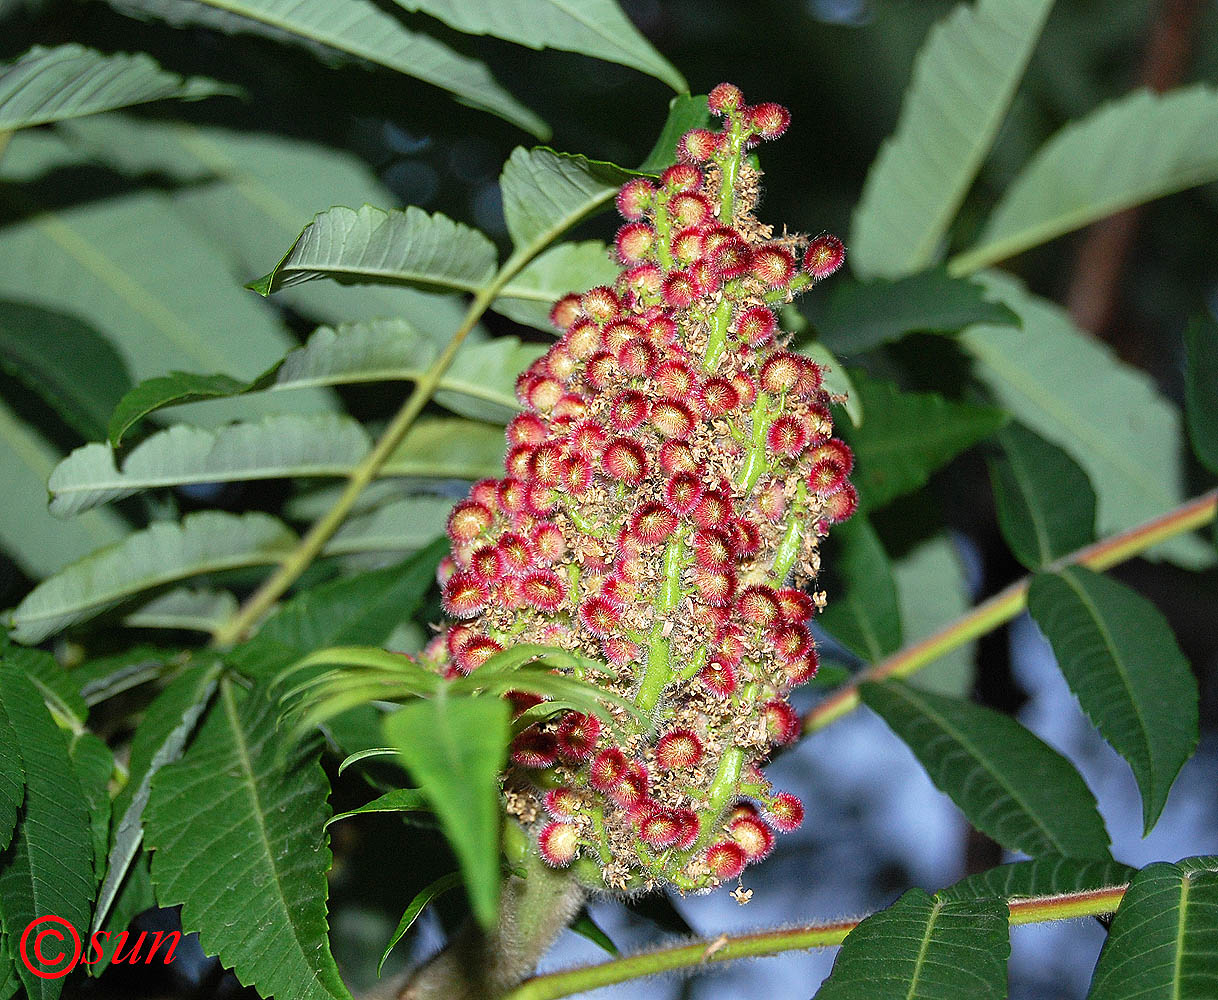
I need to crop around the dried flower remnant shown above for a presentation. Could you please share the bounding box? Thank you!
[428,85,854,893]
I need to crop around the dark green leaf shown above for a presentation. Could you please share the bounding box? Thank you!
[69,731,114,887]
[818,516,902,662]
[145,681,351,1000]
[86,852,155,976]
[0,699,23,853]
[106,0,547,137]
[1,645,88,727]
[816,888,1009,1000]
[327,788,429,829]
[1184,314,1218,475]
[1027,566,1199,833]
[815,269,1019,355]
[249,205,497,297]
[850,0,1055,277]
[840,374,1007,510]
[939,855,1134,903]
[76,645,176,706]
[988,422,1097,569]
[0,44,234,130]
[392,1,686,93]
[569,912,619,956]
[8,512,299,644]
[383,695,510,930]
[0,663,95,1000]
[93,662,221,934]
[0,300,132,442]
[377,871,463,975]
[637,94,711,173]
[1087,862,1218,1000]
[107,372,246,447]
[862,679,1111,858]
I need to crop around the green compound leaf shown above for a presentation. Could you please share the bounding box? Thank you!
[0,43,234,130]
[815,268,1019,356]
[1087,862,1218,1000]
[1184,314,1218,475]
[862,679,1111,859]
[105,0,546,137]
[106,373,247,446]
[0,663,94,1000]
[816,888,1009,1000]
[393,0,686,93]
[962,273,1209,568]
[893,534,975,698]
[384,695,511,931]
[93,662,221,935]
[8,512,298,644]
[957,86,1218,273]
[250,205,498,297]
[818,515,902,663]
[1028,566,1199,834]
[500,147,640,253]
[376,871,462,975]
[939,855,1134,903]
[145,681,351,1000]
[493,241,619,332]
[840,373,1007,510]
[849,0,1055,278]
[0,300,132,443]
[324,496,451,559]
[988,422,1097,570]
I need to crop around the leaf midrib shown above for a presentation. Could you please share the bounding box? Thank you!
[905,899,942,1000]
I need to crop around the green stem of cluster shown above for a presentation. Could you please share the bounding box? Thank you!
[802,489,1218,735]
[764,272,810,304]
[653,201,675,270]
[636,532,686,713]
[737,391,773,491]
[767,483,808,585]
[500,885,1131,1000]
[703,298,734,372]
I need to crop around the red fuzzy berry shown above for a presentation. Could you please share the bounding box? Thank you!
[604,318,644,353]
[602,438,648,484]
[693,490,733,529]
[705,840,747,880]
[442,572,489,618]
[708,83,744,116]
[579,596,623,638]
[544,787,584,820]
[623,263,663,298]
[749,102,790,139]
[650,398,696,440]
[762,700,800,745]
[618,339,658,378]
[770,621,811,662]
[528,377,563,412]
[733,520,762,557]
[660,164,702,193]
[538,821,580,867]
[496,531,533,577]
[497,479,527,519]
[808,457,849,496]
[589,748,627,792]
[693,528,735,570]
[659,439,698,474]
[560,455,594,496]
[767,414,810,458]
[656,729,703,769]
[776,588,815,622]
[759,353,802,395]
[822,482,858,523]
[632,502,679,545]
[581,286,621,324]
[568,420,608,458]
[616,178,656,221]
[803,234,845,279]
[506,444,534,480]
[729,815,775,860]
[640,810,683,849]
[695,567,736,606]
[674,809,700,850]
[453,634,502,675]
[585,352,617,390]
[609,390,648,432]
[532,522,566,563]
[669,192,712,228]
[710,237,753,280]
[662,268,699,308]
[470,478,498,508]
[469,545,504,583]
[794,357,824,397]
[700,658,737,697]
[507,413,547,447]
[751,246,796,288]
[782,649,819,687]
[520,569,566,612]
[765,792,805,832]
[447,500,493,544]
[525,484,559,520]
[556,712,601,762]
[677,128,720,163]
[665,472,703,515]
[615,222,655,264]
[549,292,582,331]
[546,345,578,381]
[528,442,564,486]
[656,359,696,398]
[670,226,706,265]
[699,377,740,416]
[646,315,677,344]
[737,585,782,627]
[601,637,640,665]
[511,728,559,768]
[733,373,759,407]
[611,761,649,810]
[810,439,854,475]
[736,305,777,345]
[566,318,601,359]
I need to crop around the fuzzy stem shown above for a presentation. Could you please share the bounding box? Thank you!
[768,483,808,585]
[737,391,772,491]
[500,884,1130,1000]
[636,532,686,712]
[398,834,585,1000]
[703,298,734,372]
[803,489,1218,735]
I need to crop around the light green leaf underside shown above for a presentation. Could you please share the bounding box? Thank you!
[1087,862,1218,1000]
[892,535,975,697]
[123,587,239,632]
[326,497,452,557]
[395,0,686,92]
[0,397,127,579]
[383,696,510,930]
[51,414,506,515]
[0,664,95,1000]
[1028,566,1198,833]
[962,273,1210,567]
[799,340,863,427]
[862,679,1111,859]
[816,888,1009,1000]
[105,0,546,136]
[500,146,639,252]
[145,682,351,1000]
[819,515,902,663]
[849,0,1055,278]
[939,854,1134,902]
[492,241,619,331]
[988,421,1097,570]
[956,86,1218,273]
[8,512,299,644]
[0,43,233,130]
[250,204,498,297]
